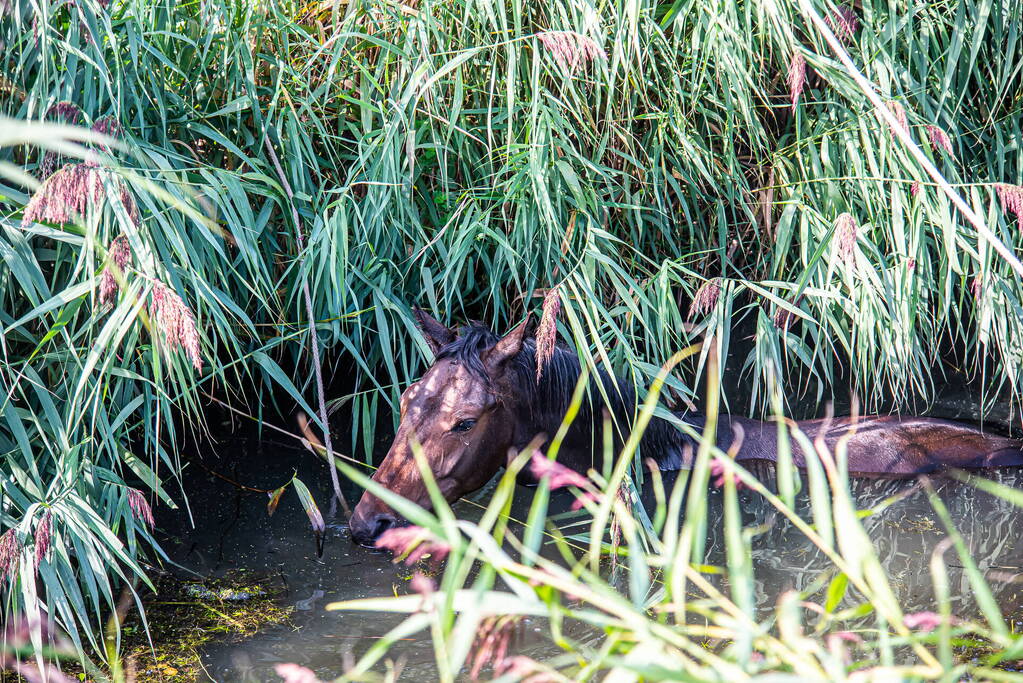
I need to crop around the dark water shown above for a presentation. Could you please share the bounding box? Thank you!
[158,427,565,682]
[157,391,1023,681]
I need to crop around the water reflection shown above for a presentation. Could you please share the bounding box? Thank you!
[736,469,1023,617]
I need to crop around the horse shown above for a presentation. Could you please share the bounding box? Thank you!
[347,310,1023,544]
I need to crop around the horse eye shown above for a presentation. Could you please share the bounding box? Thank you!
[451,419,477,433]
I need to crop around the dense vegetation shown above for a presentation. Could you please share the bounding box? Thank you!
[329,375,1023,681]
[1,0,1022,676]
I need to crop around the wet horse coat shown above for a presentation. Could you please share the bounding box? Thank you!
[348,313,1023,544]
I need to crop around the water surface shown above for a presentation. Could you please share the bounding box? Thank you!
[158,399,1023,681]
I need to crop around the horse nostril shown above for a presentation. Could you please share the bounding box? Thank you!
[371,515,395,540]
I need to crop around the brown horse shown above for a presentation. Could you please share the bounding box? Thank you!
[348,310,1023,544]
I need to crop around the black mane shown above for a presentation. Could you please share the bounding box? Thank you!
[437,323,694,470]
[436,324,501,380]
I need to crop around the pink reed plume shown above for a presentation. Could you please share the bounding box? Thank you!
[126,488,155,528]
[149,281,203,370]
[535,287,561,382]
[537,31,606,74]
[788,52,806,112]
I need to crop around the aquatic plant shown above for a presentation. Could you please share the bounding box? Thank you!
[276,663,326,683]
[126,489,155,529]
[33,512,52,568]
[826,5,859,44]
[0,529,21,581]
[688,278,722,321]
[1,617,79,683]
[22,162,104,226]
[835,212,858,266]
[99,234,132,305]
[39,101,84,178]
[997,184,1023,226]
[529,451,590,491]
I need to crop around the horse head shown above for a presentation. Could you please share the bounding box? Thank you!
[348,310,531,545]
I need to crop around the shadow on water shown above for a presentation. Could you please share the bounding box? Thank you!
[159,395,1023,681]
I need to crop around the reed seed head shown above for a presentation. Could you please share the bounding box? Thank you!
[535,287,561,382]
[787,52,807,112]
[40,102,86,178]
[0,615,77,683]
[23,163,104,227]
[537,30,606,74]
[46,101,83,125]
[903,611,955,632]
[409,572,436,597]
[926,125,953,155]
[99,271,117,307]
[150,281,203,370]
[709,457,746,489]
[109,235,131,271]
[827,5,860,43]
[33,512,52,568]
[886,101,908,139]
[0,528,22,580]
[100,235,133,306]
[688,277,721,320]
[570,491,601,511]
[40,154,58,180]
[91,115,123,155]
[996,183,1023,226]
[117,181,139,227]
[500,657,560,682]
[499,657,543,679]
[836,212,858,265]
[826,630,862,665]
[910,181,921,198]
[971,274,984,303]
[127,488,155,528]
[773,302,798,331]
[91,115,122,139]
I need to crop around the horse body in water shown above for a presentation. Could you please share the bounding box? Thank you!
[348,311,1023,544]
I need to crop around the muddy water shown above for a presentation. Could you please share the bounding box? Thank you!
[160,428,566,682]
[159,395,1023,681]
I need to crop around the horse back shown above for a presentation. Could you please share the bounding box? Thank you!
[731,416,1023,476]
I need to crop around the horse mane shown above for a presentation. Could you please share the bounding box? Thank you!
[436,323,694,470]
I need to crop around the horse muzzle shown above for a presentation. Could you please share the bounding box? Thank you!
[349,502,401,546]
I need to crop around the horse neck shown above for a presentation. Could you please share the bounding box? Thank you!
[511,346,701,472]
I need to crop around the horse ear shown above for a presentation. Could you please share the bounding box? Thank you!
[413,307,455,355]
[484,315,531,371]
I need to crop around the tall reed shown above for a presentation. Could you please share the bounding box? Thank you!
[1,0,1021,665]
